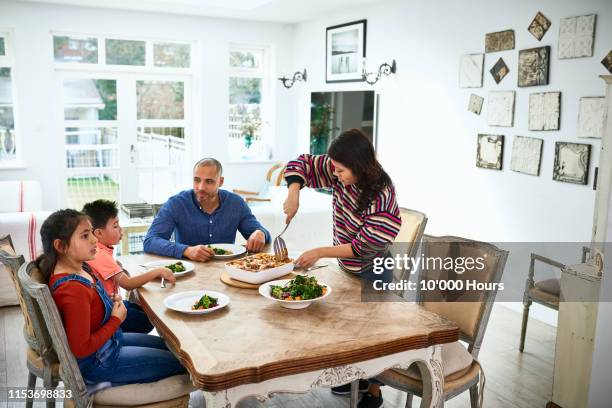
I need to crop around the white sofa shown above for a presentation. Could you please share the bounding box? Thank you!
[0,181,50,306]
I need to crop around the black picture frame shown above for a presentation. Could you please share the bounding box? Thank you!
[325,19,367,83]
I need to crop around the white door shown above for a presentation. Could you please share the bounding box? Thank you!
[59,72,192,209]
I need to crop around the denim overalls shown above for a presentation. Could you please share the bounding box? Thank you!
[51,274,124,379]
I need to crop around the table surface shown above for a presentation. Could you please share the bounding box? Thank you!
[120,253,459,391]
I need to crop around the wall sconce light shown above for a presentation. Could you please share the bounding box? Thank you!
[278,69,307,88]
[362,59,397,85]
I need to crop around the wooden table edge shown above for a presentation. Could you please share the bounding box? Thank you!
[138,291,459,391]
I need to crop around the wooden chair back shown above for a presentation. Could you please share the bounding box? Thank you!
[416,235,508,357]
[18,262,92,407]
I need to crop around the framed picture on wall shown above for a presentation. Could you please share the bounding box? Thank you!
[326,19,366,83]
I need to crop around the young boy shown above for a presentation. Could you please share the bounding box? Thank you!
[82,199,176,333]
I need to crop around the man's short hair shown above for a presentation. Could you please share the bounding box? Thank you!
[193,158,223,176]
[82,199,119,230]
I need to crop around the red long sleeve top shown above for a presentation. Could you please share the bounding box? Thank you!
[49,274,122,358]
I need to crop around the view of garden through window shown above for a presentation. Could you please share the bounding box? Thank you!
[53,36,98,63]
[0,67,16,163]
[228,47,270,161]
[106,39,146,66]
[0,38,5,56]
[137,81,184,120]
[154,43,190,68]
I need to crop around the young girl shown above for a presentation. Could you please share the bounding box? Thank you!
[283,128,402,408]
[36,209,186,385]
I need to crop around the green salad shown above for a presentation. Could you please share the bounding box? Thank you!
[191,294,219,310]
[208,245,233,255]
[166,261,186,273]
[270,275,327,301]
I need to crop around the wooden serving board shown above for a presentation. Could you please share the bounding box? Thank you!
[219,271,295,289]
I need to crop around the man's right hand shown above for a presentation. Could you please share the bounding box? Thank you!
[183,245,214,262]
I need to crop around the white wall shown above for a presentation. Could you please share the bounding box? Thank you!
[292,0,612,309]
[0,0,299,208]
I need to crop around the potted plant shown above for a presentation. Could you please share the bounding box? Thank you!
[310,103,337,155]
[241,112,262,149]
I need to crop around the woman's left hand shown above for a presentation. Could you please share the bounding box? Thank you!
[295,249,321,269]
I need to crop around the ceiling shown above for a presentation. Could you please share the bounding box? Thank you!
[15,0,388,23]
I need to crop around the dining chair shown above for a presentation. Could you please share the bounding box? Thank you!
[376,235,508,408]
[0,235,61,408]
[519,246,590,352]
[390,208,428,284]
[18,261,196,408]
[233,162,286,203]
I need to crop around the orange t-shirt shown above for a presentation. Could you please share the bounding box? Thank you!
[86,242,123,296]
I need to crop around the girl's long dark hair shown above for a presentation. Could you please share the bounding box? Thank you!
[35,209,88,283]
[327,128,392,213]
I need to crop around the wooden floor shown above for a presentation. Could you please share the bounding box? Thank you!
[0,304,555,408]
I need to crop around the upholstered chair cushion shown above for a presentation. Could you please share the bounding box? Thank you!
[379,360,480,393]
[535,278,560,296]
[92,374,195,406]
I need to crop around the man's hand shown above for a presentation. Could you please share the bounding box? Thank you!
[246,230,266,252]
[183,245,214,262]
[154,267,176,283]
[295,248,322,269]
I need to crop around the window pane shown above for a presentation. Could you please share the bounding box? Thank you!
[154,43,190,68]
[53,36,98,63]
[136,127,187,204]
[106,39,145,66]
[229,78,261,104]
[0,68,16,162]
[67,173,120,210]
[229,50,261,69]
[65,127,119,169]
[137,81,184,119]
[63,79,117,121]
[0,38,5,56]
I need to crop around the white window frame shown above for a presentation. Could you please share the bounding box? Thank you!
[0,29,24,169]
[228,43,275,162]
[50,31,193,75]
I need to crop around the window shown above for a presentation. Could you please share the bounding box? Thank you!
[52,34,191,70]
[228,45,273,161]
[0,31,19,167]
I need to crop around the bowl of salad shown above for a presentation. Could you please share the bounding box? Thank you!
[258,275,331,309]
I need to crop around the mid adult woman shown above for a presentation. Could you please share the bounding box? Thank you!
[283,128,402,408]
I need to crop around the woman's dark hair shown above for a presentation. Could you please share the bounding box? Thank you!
[327,128,392,213]
[35,209,88,283]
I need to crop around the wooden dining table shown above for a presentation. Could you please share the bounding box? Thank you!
[119,253,459,408]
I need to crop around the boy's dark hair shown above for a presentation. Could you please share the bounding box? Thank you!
[82,199,119,230]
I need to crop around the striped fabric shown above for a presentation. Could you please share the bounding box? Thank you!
[285,154,401,273]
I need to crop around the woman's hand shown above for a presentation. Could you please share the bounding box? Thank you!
[111,299,127,322]
[156,267,176,284]
[295,248,322,269]
[283,184,300,224]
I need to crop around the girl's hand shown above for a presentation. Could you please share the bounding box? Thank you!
[111,293,123,303]
[156,267,176,284]
[295,248,321,269]
[111,300,127,322]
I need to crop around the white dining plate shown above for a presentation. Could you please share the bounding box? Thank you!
[209,243,246,259]
[258,279,331,309]
[163,290,230,315]
[141,259,195,277]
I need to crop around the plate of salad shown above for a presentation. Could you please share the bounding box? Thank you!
[258,275,331,309]
[163,290,230,314]
[141,260,195,277]
[208,243,245,259]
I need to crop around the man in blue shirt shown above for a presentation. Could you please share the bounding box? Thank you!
[144,158,271,262]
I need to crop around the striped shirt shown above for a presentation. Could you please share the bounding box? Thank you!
[285,154,401,274]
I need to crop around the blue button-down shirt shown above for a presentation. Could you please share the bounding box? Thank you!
[143,189,271,259]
